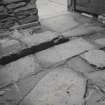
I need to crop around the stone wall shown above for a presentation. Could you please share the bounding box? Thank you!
[0,0,39,31]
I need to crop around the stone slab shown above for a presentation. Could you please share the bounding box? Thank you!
[95,38,105,47]
[55,38,95,61]
[41,13,79,32]
[20,68,86,105]
[36,38,95,68]
[20,31,58,47]
[0,55,40,88]
[63,24,103,37]
[0,38,25,57]
[67,56,95,73]
[86,89,105,105]
[81,50,105,68]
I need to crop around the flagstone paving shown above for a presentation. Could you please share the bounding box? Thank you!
[0,0,105,105]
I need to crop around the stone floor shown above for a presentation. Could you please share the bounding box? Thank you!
[1,0,105,105]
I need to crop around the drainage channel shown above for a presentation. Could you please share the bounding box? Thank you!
[0,36,69,65]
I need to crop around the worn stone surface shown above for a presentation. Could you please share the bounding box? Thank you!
[0,38,25,57]
[41,13,79,32]
[81,50,105,68]
[63,24,103,37]
[20,31,58,47]
[0,0,105,104]
[67,56,95,73]
[35,46,63,68]
[0,55,40,88]
[0,84,22,105]
[20,68,86,105]
[36,38,95,68]
[55,38,95,60]
[86,70,105,91]
[95,38,105,47]
[37,0,67,19]
[0,68,50,105]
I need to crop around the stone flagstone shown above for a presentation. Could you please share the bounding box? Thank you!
[81,50,105,68]
[0,55,40,88]
[36,38,95,68]
[20,31,58,47]
[67,56,95,73]
[94,38,105,47]
[20,68,86,105]
[0,38,25,57]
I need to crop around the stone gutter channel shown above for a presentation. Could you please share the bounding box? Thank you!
[0,36,69,65]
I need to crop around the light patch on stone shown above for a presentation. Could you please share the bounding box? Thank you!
[21,68,86,105]
[0,56,40,88]
[81,50,105,68]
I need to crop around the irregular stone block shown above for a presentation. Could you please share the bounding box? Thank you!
[36,47,63,68]
[86,70,105,91]
[20,31,58,47]
[16,8,38,20]
[41,13,79,32]
[63,24,103,37]
[7,2,26,9]
[55,38,95,60]
[3,0,22,3]
[0,16,16,29]
[0,38,25,57]
[81,50,105,68]
[86,88,105,105]
[0,0,38,30]
[2,84,22,105]
[18,15,38,24]
[11,29,26,40]
[14,3,36,12]
[67,56,95,73]
[36,38,95,68]
[95,38,105,47]
[0,55,40,88]
[20,68,86,105]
